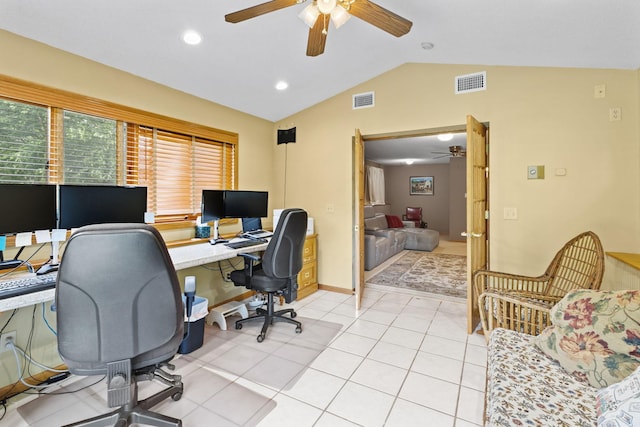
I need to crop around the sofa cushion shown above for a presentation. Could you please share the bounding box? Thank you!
[364,213,389,232]
[385,215,404,228]
[533,289,640,388]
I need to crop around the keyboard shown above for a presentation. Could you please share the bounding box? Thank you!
[225,239,265,249]
[0,273,57,300]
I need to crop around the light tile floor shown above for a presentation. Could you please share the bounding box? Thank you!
[2,286,487,427]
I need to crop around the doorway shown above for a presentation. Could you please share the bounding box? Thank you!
[353,119,489,333]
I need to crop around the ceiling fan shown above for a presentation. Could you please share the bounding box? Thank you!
[225,0,413,56]
[431,145,467,159]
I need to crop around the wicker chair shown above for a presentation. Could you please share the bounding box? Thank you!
[474,231,604,337]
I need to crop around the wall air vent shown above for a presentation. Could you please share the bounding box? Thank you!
[455,71,487,94]
[353,91,375,109]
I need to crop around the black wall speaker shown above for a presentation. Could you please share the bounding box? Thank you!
[277,127,296,145]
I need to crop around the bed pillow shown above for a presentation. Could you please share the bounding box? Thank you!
[385,215,404,228]
[534,289,640,388]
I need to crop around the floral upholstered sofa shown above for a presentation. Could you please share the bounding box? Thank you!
[485,289,640,426]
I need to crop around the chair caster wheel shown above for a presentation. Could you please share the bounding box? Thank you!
[235,323,242,330]
[257,334,265,343]
[295,326,302,334]
[291,312,297,318]
[171,392,182,401]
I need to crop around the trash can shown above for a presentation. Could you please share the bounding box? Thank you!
[178,295,208,354]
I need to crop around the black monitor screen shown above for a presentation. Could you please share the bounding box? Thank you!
[201,190,225,223]
[0,184,57,234]
[59,185,147,229]
[201,190,268,223]
[242,217,262,232]
[224,191,268,218]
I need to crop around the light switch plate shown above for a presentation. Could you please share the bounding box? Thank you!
[528,165,545,180]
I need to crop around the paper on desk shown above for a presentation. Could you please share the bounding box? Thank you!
[51,229,67,242]
[0,236,6,251]
[35,230,52,243]
[15,232,32,247]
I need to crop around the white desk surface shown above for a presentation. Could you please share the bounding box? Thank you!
[0,238,267,312]
[169,239,267,270]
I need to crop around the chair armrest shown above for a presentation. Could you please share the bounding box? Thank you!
[478,290,555,340]
[238,252,261,276]
[473,269,550,299]
[238,252,261,262]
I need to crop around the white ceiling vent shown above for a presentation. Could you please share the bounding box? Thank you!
[455,71,487,94]
[353,91,375,109]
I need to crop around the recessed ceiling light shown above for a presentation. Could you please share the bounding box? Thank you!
[437,133,454,141]
[421,42,435,50]
[183,31,202,45]
[405,159,414,165]
[275,81,289,91]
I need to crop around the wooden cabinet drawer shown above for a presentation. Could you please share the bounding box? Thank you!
[298,262,317,288]
[302,236,316,264]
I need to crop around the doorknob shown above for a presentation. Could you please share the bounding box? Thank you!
[461,232,483,238]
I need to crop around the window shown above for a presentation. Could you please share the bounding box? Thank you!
[0,99,49,183]
[131,126,236,218]
[62,110,117,185]
[0,76,238,223]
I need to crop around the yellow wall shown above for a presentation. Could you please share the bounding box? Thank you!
[276,63,640,290]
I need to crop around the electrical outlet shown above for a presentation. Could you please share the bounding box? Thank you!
[0,331,17,353]
[609,107,621,121]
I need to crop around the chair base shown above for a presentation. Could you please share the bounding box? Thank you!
[235,292,302,342]
[63,367,183,427]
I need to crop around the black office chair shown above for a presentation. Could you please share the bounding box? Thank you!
[55,223,185,427]
[229,208,307,342]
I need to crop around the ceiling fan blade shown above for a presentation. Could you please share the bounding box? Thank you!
[348,0,412,37]
[431,154,452,159]
[306,15,327,57]
[225,0,300,23]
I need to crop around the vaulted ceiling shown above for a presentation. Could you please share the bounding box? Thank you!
[1,1,638,123]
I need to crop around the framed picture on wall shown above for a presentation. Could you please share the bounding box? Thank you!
[410,176,434,195]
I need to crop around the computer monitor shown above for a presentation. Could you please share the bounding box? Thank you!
[241,217,262,233]
[201,190,268,243]
[59,185,147,229]
[201,190,225,223]
[0,183,57,235]
[0,183,57,271]
[224,191,268,218]
[201,190,268,223]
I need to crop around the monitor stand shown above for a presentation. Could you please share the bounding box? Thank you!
[36,241,60,275]
[209,220,228,245]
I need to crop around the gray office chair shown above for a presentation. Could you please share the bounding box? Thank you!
[55,223,185,427]
[230,208,307,342]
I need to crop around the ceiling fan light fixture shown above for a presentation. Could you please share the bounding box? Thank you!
[330,5,350,28]
[317,0,337,15]
[437,133,454,142]
[299,3,320,28]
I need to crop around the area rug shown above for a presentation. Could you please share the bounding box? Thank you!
[367,251,467,299]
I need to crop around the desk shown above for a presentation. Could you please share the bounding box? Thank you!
[0,238,267,312]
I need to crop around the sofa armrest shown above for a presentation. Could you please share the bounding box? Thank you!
[401,221,415,228]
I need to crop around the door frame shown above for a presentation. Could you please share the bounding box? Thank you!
[354,123,490,330]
